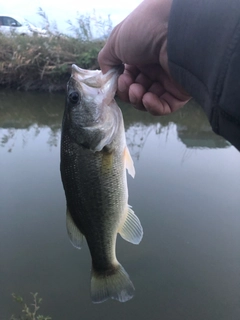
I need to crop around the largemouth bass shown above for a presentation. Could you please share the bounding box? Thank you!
[60,64,143,303]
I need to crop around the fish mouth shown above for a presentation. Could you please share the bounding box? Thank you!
[72,63,124,75]
[72,64,81,72]
[71,64,101,77]
[69,64,124,107]
[71,64,124,89]
[71,65,102,88]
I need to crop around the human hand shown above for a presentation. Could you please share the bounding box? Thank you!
[98,0,191,115]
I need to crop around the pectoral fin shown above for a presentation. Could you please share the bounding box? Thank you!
[66,209,84,249]
[118,206,143,245]
[124,146,135,178]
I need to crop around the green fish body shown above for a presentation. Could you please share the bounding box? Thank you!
[60,65,143,303]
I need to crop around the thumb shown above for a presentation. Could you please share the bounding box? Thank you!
[98,26,123,74]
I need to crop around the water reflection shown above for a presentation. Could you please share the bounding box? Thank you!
[0,90,230,155]
[0,90,63,152]
[1,90,239,320]
[121,100,230,158]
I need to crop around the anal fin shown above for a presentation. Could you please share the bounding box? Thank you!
[119,206,143,245]
[66,209,84,249]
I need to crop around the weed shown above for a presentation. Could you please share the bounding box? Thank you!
[10,293,51,320]
[0,8,112,91]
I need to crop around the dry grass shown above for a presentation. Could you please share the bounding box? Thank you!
[0,9,110,91]
[0,33,104,91]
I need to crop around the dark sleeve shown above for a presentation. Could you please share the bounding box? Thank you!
[167,0,240,151]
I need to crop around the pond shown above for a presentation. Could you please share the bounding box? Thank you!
[1,90,240,320]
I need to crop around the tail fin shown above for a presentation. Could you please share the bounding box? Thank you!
[91,263,135,303]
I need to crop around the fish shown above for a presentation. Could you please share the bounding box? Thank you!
[60,64,143,303]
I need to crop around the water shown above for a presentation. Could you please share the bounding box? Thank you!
[1,90,240,320]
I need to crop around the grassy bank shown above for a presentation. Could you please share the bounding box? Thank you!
[0,34,104,91]
[0,10,110,92]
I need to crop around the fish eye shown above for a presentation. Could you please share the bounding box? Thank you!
[68,91,79,104]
